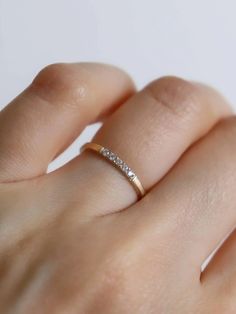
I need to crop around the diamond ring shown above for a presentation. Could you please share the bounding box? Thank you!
[80,142,146,199]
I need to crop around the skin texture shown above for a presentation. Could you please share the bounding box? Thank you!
[0,62,236,313]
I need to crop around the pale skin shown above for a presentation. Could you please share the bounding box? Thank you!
[0,63,236,314]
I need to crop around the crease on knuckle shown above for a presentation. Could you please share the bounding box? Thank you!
[146,76,200,122]
[30,63,91,110]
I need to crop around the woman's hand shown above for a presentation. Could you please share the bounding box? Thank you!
[0,62,235,313]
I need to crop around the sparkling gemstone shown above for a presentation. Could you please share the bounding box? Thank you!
[128,170,135,179]
[122,164,129,173]
[115,157,123,165]
[102,148,110,156]
[109,153,116,161]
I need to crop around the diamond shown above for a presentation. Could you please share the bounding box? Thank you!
[128,170,135,180]
[83,143,145,198]
[122,164,129,173]
[102,148,110,157]
[115,157,123,166]
[109,153,116,161]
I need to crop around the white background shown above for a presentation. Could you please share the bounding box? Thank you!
[0,0,236,169]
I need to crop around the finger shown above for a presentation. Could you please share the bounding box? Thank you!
[0,63,135,182]
[143,116,236,277]
[56,76,232,216]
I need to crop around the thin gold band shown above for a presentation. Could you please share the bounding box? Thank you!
[80,142,146,199]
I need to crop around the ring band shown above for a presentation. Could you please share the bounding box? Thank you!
[80,142,146,199]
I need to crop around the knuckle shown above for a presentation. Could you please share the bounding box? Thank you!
[101,251,130,289]
[146,75,201,119]
[92,256,132,309]
[31,63,90,108]
[96,237,149,301]
[96,236,165,302]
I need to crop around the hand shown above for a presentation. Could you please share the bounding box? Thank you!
[0,62,235,313]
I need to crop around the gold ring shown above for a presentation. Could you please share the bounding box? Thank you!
[80,142,146,199]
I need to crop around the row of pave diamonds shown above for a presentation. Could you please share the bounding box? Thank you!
[101,148,136,181]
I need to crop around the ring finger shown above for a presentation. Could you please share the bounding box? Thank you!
[56,76,232,216]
